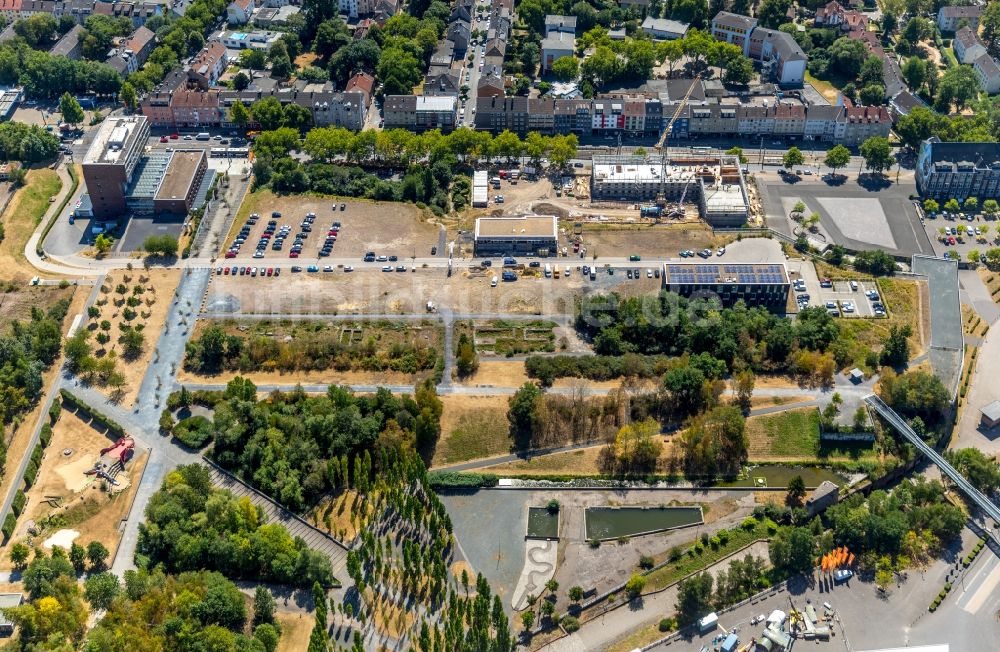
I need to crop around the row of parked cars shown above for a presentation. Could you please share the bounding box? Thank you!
[217,266,281,278]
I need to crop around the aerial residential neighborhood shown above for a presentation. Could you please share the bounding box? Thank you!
[0,0,997,651]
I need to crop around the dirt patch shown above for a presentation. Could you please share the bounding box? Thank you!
[89,268,180,406]
[580,223,727,258]
[450,560,475,583]
[457,360,529,387]
[0,285,75,325]
[205,266,636,316]
[223,190,440,262]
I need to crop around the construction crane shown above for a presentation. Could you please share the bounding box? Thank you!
[654,75,701,219]
[655,74,701,154]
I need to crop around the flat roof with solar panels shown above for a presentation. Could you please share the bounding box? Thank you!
[662,263,789,307]
[663,263,788,285]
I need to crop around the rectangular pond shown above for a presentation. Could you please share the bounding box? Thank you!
[526,507,559,539]
[585,506,703,541]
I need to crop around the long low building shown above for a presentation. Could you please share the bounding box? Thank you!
[473,215,558,256]
[662,262,789,308]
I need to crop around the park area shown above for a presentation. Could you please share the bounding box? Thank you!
[0,407,147,570]
[89,268,180,406]
[455,319,558,357]
[745,407,877,463]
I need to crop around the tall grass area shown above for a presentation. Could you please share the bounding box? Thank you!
[835,278,922,372]
[0,168,62,274]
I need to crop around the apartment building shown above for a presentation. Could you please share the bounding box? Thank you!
[383,95,457,131]
[917,138,1000,200]
[953,25,986,64]
[710,11,758,56]
[747,27,807,87]
[973,53,1000,94]
[105,25,155,76]
[669,102,889,143]
[187,41,227,89]
[937,5,982,32]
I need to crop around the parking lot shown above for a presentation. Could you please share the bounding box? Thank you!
[785,259,884,318]
[223,194,442,262]
[923,213,999,260]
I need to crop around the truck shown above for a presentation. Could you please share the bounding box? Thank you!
[502,270,517,282]
[697,612,718,634]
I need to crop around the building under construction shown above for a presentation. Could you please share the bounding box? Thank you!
[590,154,750,226]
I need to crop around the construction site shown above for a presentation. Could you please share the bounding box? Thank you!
[590,154,751,226]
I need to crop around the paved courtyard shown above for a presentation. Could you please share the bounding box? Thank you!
[759,175,935,257]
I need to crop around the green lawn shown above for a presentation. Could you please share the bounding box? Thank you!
[747,408,822,459]
[433,407,512,465]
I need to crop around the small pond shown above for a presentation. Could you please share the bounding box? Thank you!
[714,465,846,489]
[585,506,703,540]
[526,507,559,539]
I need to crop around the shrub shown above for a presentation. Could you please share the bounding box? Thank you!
[12,490,26,516]
[588,538,601,548]
[172,415,214,449]
[40,424,53,448]
[1,513,15,541]
[48,401,61,424]
[426,472,498,488]
[159,410,176,435]
[638,555,654,570]
[741,517,758,530]
[658,617,677,632]
[561,616,580,633]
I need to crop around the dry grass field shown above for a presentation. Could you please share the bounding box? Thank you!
[0,168,62,279]
[432,395,512,467]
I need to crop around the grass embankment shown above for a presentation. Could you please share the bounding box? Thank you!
[432,396,512,466]
[834,277,926,372]
[0,169,62,278]
[641,518,772,592]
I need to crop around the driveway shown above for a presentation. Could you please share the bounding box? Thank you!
[953,323,1000,456]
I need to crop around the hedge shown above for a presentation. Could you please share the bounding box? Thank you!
[426,472,499,488]
[24,460,39,489]
[60,389,127,437]
[12,490,26,516]
[40,424,53,448]
[1,513,15,542]
[48,401,61,424]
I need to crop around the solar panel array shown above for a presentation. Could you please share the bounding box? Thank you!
[665,263,786,284]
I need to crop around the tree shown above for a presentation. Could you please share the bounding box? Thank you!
[551,56,579,81]
[946,448,1000,494]
[120,82,137,111]
[723,54,755,85]
[965,197,979,212]
[87,541,109,571]
[878,369,950,424]
[901,57,927,92]
[10,543,29,570]
[230,100,251,128]
[935,65,979,112]
[725,146,748,164]
[625,573,646,597]
[675,573,713,625]
[253,586,276,626]
[120,327,145,359]
[984,1,1000,52]
[757,0,792,29]
[880,324,912,367]
[860,84,885,106]
[612,419,663,472]
[508,383,543,446]
[60,92,85,125]
[854,249,898,276]
[791,200,806,217]
[786,475,806,506]
[859,136,893,174]
[143,234,178,257]
[983,199,999,217]
[923,198,940,213]
[828,37,868,77]
[783,147,804,172]
[823,144,851,176]
[769,526,815,573]
[568,586,584,602]
[94,233,113,255]
[84,571,121,610]
[733,369,755,412]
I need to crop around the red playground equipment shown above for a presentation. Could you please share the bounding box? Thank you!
[84,437,135,485]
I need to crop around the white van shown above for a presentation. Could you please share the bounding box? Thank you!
[544,263,551,277]
[196,132,211,140]
[490,275,498,287]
